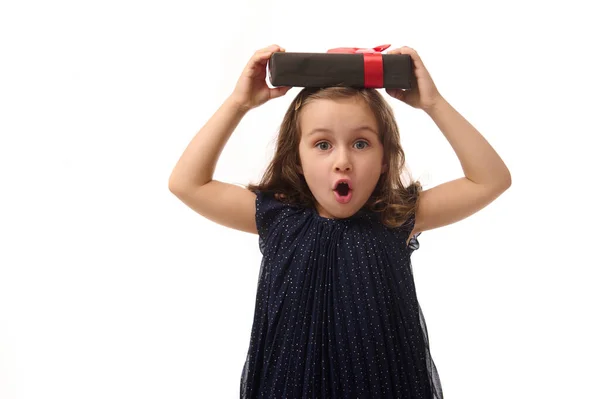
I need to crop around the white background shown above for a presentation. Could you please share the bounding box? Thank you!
[1,0,599,398]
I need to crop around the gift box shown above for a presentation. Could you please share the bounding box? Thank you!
[268,45,414,89]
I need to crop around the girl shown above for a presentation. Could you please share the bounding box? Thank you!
[169,44,511,398]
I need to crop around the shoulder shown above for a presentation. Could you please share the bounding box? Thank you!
[386,211,421,249]
[254,190,307,229]
[254,190,310,254]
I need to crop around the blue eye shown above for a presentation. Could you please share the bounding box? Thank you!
[315,140,369,150]
[354,140,369,149]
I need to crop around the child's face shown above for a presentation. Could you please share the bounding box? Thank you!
[298,97,387,219]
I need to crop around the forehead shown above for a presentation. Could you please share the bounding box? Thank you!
[299,97,378,135]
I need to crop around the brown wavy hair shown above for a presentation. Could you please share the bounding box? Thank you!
[246,86,422,229]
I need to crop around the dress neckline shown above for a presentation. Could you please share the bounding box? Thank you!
[310,205,370,224]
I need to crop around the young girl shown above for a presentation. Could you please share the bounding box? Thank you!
[169,44,511,398]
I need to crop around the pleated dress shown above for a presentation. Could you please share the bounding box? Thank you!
[240,190,443,399]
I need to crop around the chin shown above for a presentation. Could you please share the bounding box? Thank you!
[328,198,364,218]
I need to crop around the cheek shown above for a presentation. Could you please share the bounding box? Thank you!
[358,155,385,181]
[304,164,326,185]
[299,154,328,187]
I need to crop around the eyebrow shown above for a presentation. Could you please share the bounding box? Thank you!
[307,126,378,137]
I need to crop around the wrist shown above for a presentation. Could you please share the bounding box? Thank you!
[423,95,448,116]
[226,95,253,114]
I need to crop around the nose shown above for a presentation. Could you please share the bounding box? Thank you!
[334,149,352,172]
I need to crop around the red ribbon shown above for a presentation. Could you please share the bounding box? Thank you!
[326,44,391,88]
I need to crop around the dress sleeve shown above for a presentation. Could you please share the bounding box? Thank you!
[403,212,422,253]
[254,190,289,255]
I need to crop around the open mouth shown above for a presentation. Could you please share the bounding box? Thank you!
[334,182,352,203]
[336,182,350,196]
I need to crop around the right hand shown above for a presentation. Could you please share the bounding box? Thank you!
[230,44,293,111]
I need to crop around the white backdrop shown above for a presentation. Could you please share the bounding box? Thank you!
[1,0,598,398]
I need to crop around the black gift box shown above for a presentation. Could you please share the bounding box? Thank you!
[268,52,414,89]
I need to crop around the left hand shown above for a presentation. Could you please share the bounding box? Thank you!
[385,46,444,112]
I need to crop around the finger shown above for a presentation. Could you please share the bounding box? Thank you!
[387,46,427,73]
[385,88,405,100]
[245,55,274,76]
[259,44,284,53]
[254,44,285,59]
[398,46,426,69]
[387,45,413,55]
[249,46,285,67]
[386,47,403,55]
[270,86,293,99]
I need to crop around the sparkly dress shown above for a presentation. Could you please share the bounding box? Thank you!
[240,190,443,399]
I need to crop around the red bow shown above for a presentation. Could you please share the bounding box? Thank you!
[326,45,391,87]
[326,44,391,54]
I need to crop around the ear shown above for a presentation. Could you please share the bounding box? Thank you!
[381,163,388,174]
[297,164,304,175]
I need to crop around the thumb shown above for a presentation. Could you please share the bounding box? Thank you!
[270,86,293,99]
[386,88,405,101]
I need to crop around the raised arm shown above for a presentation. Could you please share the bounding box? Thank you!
[168,97,248,190]
[168,45,291,234]
[386,46,511,241]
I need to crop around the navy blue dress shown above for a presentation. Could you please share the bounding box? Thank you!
[240,191,443,399]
